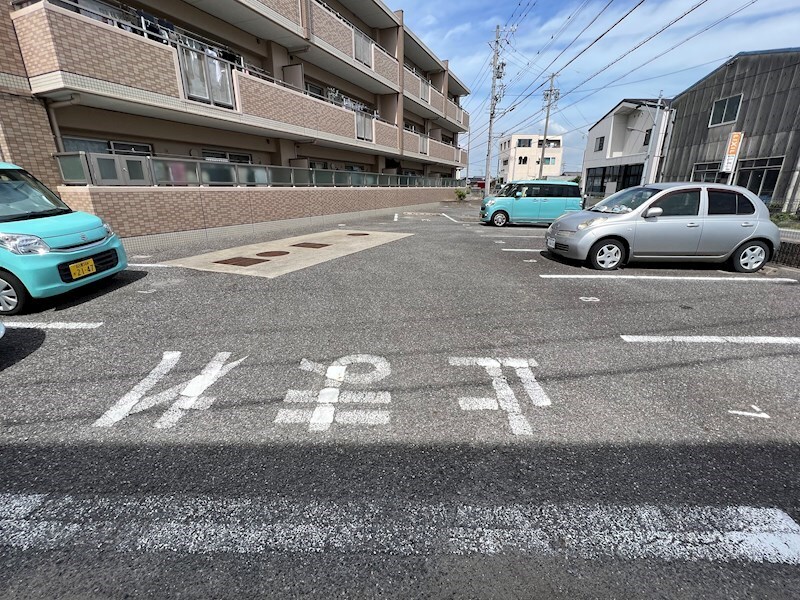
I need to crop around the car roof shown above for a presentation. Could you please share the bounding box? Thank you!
[508,179,578,185]
[644,182,748,191]
[0,162,22,170]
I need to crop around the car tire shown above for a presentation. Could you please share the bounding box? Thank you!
[492,211,509,227]
[732,241,769,273]
[588,239,625,271]
[0,271,28,316]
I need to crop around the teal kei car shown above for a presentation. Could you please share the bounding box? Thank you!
[480,180,582,226]
[0,162,127,315]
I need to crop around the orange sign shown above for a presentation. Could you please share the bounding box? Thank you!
[721,132,744,172]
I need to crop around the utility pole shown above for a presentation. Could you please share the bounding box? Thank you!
[538,73,559,180]
[483,25,502,197]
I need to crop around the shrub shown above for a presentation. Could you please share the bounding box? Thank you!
[454,188,468,201]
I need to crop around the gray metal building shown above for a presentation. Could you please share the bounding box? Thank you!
[660,48,800,213]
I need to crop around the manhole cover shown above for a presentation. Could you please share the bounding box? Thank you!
[214,257,269,266]
[257,251,290,257]
[291,243,331,249]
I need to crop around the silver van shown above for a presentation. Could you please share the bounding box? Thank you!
[545,183,781,272]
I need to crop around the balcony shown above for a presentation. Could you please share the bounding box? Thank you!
[55,152,464,188]
[429,139,457,163]
[310,0,399,88]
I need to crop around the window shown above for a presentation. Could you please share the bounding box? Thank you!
[594,137,605,152]
[537,139,561,148]
[306,82,324,97]
[517,139,532,148]
[643,128,652,146]
[651,190,700,216]
[735,156,783,203]
[709,94,742,127]
[707,190,756,215]
[518,156,528,165]
[692,162,726,183]
[502,159,508,166]
[202,150,252,164]
[543,157,555,165]
[64,137,152,156]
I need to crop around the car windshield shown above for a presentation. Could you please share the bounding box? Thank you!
[589,186,660,213]
[0,169,71,222]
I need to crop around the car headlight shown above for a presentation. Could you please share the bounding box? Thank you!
[486,200,496,207]
[103,222,115,237]
[576,217,608,230]
[0,233,51,255]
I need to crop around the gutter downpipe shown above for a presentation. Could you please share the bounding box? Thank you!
[45,94,81,153]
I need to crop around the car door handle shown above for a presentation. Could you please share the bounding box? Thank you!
[686,223,700,228]
[741,222,754,227]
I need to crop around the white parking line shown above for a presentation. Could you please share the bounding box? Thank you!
[502,248,543,252]
[4,322,103,330]
[541,275,798,283]
[128,263,176,268]
[441,213,460,223]
[622,335,800,344]
[2,493,799,563]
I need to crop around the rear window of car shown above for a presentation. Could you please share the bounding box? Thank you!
[708,190,756,215]
[541,184,580,198]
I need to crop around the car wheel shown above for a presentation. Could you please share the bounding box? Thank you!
[492,211,509,227]
[588,239,625,270]
[732,241,769,273]
[0,272,28,316]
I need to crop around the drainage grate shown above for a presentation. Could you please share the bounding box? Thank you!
[291,243,331,249]
[214,257,270,266]
[257,251,290,257]
[347,233,370,236]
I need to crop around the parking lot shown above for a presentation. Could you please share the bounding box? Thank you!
[2,198,799,599]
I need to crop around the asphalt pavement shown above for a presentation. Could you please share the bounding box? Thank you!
[1,197,799,599]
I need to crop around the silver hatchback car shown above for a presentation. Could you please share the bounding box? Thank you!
[545,183,781,272]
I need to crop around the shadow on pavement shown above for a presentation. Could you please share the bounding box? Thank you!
[0,327,45,372]
[26,269,148,314]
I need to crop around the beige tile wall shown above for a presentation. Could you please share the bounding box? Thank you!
[428,139,455,162]
[255,0,302,24]
[374,120,398,149]
[1,3,27,77]
[13,5,181,97]
[237,72,356,139]
[0,92,61,190]
[311,3,353,58]
[430,88,444,114]
[403,69,419,96]
[373,47,398,86]
[59,186,456,238]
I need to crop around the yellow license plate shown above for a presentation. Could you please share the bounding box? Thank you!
[69,258,97,280]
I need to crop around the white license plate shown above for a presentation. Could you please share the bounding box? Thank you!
[546,237,556,249]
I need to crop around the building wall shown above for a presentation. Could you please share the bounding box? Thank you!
[59,186,456,238]
[498,134,563,182]
[661,52,800,212]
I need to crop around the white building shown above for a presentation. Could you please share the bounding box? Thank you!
[497,134,563,183]
[582,98,673,204]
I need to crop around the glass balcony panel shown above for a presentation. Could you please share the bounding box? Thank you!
[293,169,313,186]
[350,172,365,187]
[153,158,199,185]
[334,171,351,186]
[237,165,268,185]
[56,154,89,184]
[200,162,236,185]
[268,166,293,186]
[314,170,335,186]
[365,173,378,187]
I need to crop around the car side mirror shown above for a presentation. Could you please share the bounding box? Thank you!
[515,192,522,198]
[644,207,663,218]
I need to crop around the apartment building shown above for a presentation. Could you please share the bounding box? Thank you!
[0,0,470,239]
[582,98,672,204]
[497,134,563,184]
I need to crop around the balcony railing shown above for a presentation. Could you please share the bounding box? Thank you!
[55,153,466,188]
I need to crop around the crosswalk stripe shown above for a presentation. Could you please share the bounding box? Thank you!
[2,493,798,563]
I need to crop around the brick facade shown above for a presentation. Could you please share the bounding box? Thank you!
[255,0,301,25]
[430,88,444,114]
[0,91,61,190]
[59,186,457,238]
[311,3,353,58]
[445,99,458,121]
[429,139,455,162]
[403,69,419,96]
[373,47,398,86]
[237,72,356,139]
[13,5,181,97]
[0,2,27,77]
[403,130,419,154]
[374,120,398,149]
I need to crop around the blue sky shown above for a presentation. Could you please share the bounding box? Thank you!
[387,0,800,176]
